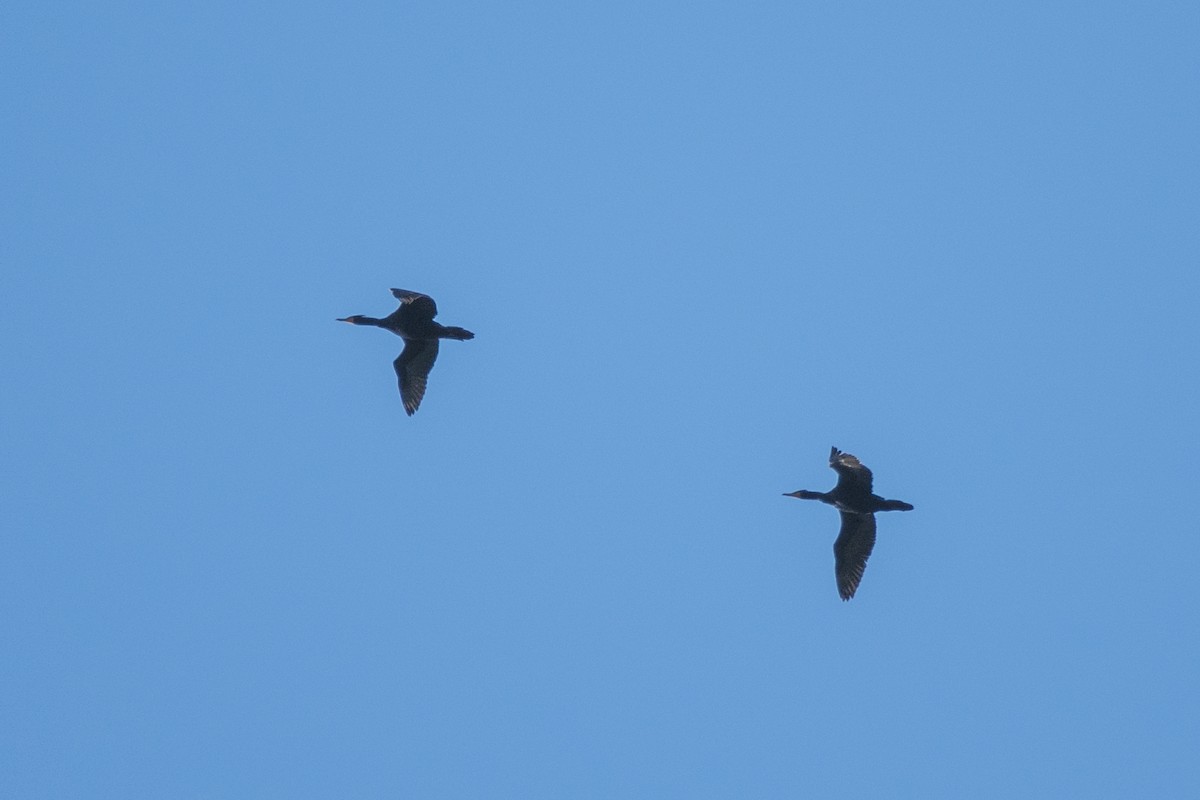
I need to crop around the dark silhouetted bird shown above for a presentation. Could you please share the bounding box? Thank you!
[338,288,475,415]
[784,447,914,600]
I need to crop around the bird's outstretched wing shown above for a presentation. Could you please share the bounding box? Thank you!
[390,288,438,321]
[829,446,874,493]
[393,339,440,416]
[833,512,876,600]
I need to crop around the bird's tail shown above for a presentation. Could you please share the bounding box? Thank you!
[440,326,475,341]
[879,499,914,511]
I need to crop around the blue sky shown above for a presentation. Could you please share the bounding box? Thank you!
[3,1,1197,797]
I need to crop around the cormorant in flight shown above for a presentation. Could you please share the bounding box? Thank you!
[784,447,914,600]
[338,288,475,415]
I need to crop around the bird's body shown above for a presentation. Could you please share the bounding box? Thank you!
[339,288,474,415]
[784,447,913,600]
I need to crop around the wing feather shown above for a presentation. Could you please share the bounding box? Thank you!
[829,446,874,494]
[833,512,877,600]
[390,288,438,321]
[393,339,439,415]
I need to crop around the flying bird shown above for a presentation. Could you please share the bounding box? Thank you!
[784,447,914,600]
[338,288,475,415]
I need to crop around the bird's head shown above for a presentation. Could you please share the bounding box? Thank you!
[337,315,369,325]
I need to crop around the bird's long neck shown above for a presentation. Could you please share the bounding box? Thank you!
[348,316,384,326]
[786,490,830,503]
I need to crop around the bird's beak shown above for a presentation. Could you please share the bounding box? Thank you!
[336,317,351,323]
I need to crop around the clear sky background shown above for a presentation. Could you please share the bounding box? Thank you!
[3,1,1198,797]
